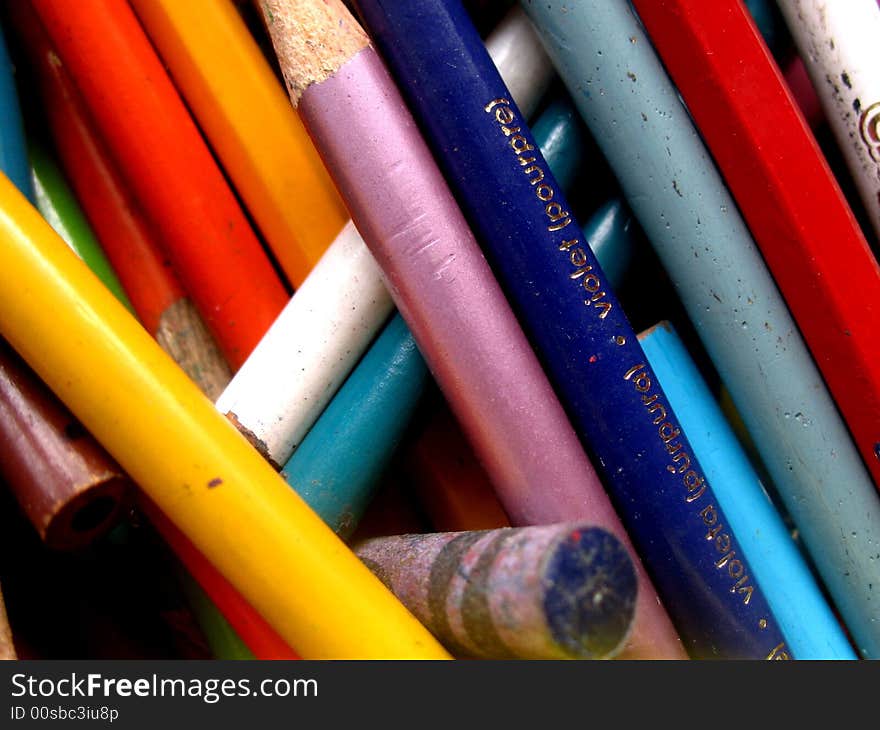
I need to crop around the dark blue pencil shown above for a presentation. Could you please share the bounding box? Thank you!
[353,0,790,659]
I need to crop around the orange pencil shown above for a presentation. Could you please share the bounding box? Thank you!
[404,402,510,533]
[28,0,289,369]
[130,0,348,286]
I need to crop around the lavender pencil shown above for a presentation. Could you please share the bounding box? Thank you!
[259,0,684,658]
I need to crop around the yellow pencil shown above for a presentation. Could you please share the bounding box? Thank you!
[0,173,449,660]
[130,0,349,287]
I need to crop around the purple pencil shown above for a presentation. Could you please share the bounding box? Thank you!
[259,0,685,659]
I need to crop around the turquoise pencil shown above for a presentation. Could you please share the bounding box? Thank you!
[0,23,33,200]
[281,313,429,540]
[640,322,856,659]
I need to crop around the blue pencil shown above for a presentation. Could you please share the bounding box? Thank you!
[355,0,790,658]
[521,0,880,659]
[640,322,856,659]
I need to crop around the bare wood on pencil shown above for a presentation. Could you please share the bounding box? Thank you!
[260,0,368,103]
[0,582,15,659]
[156,298,232,402]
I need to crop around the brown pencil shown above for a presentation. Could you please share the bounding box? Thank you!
[0,340,130,550]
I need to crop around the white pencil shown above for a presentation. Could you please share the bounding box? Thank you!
[215,221,392,466]
[216,16,558,467]
[777,0,880,242]
[484,6,555,120]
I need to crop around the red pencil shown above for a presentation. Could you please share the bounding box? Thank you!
[8,3,292,655]
[29,0,289,370]
[10,3,233,401]
[137,496,299,660]
[633,0,880,487]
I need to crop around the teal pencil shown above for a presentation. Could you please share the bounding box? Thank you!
[281,313,429,540]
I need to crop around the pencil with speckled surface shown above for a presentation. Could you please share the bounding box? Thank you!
[259,0,683,660]
[522,0,880,659]
[28,0,288,370]
[776,0,880,244]
[632,0,880,500]
[355,524,638,660]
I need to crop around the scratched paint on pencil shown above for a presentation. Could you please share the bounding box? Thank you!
[355,524,638,660]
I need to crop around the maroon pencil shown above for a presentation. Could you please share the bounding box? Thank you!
[0,340,130,550]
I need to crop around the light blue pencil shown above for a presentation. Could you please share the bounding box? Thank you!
[640,321,856,659]
[522,0,880,658]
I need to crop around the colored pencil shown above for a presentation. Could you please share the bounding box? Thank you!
[639,321,856,659]
[523,0,880,659]
[355,0,788,660]
[213,12,562,468]
[483,6,554,120]
[0,174,450,659]
[355,524,638,660]
[29,141,134,316]
[281,313,429,539]
[215,221,394,466]
[0,340,130,549]
[11,6,234,401]
[776,0,880,243]
[28,0,289,370]
[632,0,880,496]
[129,0,349,288]
[259,0,684,660]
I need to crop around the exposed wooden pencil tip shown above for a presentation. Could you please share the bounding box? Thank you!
[259,0,370,105]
